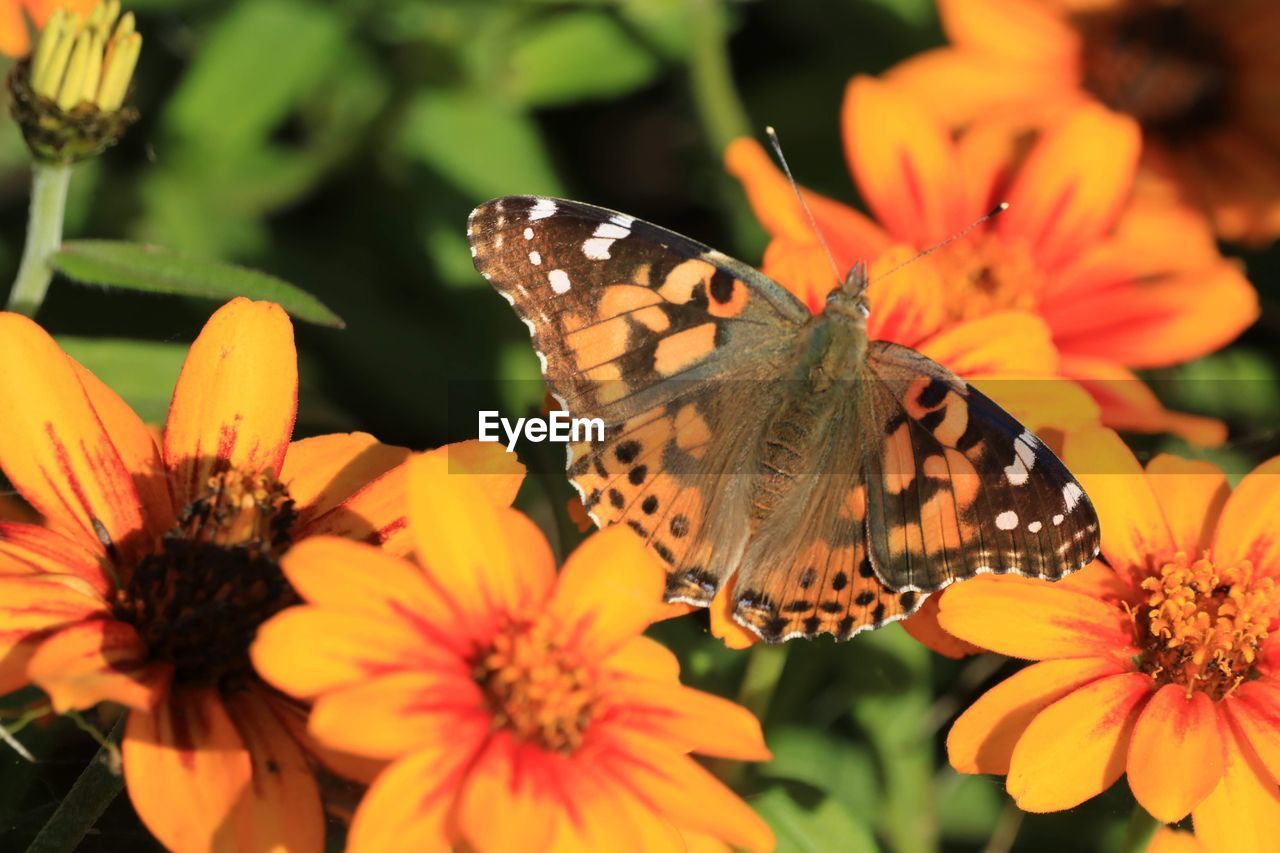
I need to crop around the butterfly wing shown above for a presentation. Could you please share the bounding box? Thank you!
[861,341,1100,592]
[468,196,809,604]
[728,342,1100,643]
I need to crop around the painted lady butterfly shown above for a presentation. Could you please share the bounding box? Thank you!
[468,196,1100,643]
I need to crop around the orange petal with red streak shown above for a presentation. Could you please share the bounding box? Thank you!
[1191,713,1280,853]
[938,574,1135,660]
[1212,455,1280,576]
[843,75,968,246]
[1127,684,1225,821]
[948,656,1127,774]
[549,526,665,657]
[123,687,253,853]
[347,741,480,853]
[0,523,113,598]
[222,689,325,853]
[0,574,106,695]
[0,312,147,561]
[27,618,170,712]
[1223,679,1280,789]
[1144,455,1230,558]
[999,106,1141,271]
[457,733,557,853]
[163,299,297,506]
[608,678,771,761]
[1007,671,1152,811]
[901,592,982,659]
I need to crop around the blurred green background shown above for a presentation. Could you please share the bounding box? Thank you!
[2,0,1278,849]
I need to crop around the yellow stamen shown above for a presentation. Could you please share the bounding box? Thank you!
[33,16,78,100]
[56,31,91,111]
[97,31,140,111]
[930,234,1044,323]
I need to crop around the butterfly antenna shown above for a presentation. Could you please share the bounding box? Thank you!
[765,126,843,287]
[873,202,1010,282]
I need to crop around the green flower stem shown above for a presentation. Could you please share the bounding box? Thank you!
[1122,803,1159,852]
[26,715,124,853]
[715,643,789,787]
[7,161,73,317]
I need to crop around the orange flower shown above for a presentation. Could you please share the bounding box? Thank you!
[888,0,1280,243]
[0,0,93,57]
[0,300,511,851]
[727,76,1257,444]
[252,447,776,853]
[939,427,1280,850]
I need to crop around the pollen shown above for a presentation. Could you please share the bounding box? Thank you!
[473,618,598,753]
[114,469,298,690]
[1136,551,1278,700]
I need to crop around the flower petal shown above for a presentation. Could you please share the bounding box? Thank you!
[1192,712,1280,853]
[442,439,528,507]
[0,575,106,695]
[1212,455,1280,574]
[843,76,968,245]
[27,618,171,712]
[1144,456,1230,558]
[864,249,947,347]
[409,448,555,635]
[604,636,682,684]
[70,358,176,538]
[1062,358,1227,446]
[938,574,1136,660]
[606,730,775,853]
[276,536,464,654]
[347,741,480,853]
[916,312,1057,378]
[310,671,487,760]
[0,523,113,598]
[1223,679,1280,789]
[457,733,557,853]
[709,581,759,650]
[1007,671,1152,811]
[1148,828,1205,853]
[123,687,253,853]
[1063,426,1175,582]
[280,432,410,525]
[298,463,412,555]
[948,656,1127,774]
[548,526,664,657]
[999,106,1141,271]
[222,689,325,853]
[1127,684,1224,821]
[935,0,1080,65]
[607,678,771,761]
[251,606,457,700]
[163,299,297,506]
[0,312,148,561]
[901,592,982,659]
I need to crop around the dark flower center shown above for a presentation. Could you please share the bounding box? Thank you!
[115,470,298,691]
[1077,4,1232,139]
[472,617,597,753]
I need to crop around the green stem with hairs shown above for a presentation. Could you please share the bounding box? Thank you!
[25,715,124,853]
[7,161,73,317]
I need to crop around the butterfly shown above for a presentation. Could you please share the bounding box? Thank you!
[468,196,1101,643]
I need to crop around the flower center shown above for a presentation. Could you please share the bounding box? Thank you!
[473,618,597,753]
[933,236,1043,323]
[115,470,298,691]
[1077,5,1231,139]
[1136,552,1278,700]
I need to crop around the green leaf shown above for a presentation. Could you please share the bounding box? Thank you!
[935,770,1005,842]
[56,337,187,424]
[760,726,880,820]
[506,11,661,107]
[51,241,343,328]
[754,786,879,853]
[398,90,564,199]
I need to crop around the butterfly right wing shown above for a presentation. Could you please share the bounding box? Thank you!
[468,196,809,604]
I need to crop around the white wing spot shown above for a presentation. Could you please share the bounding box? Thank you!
[1052,514,1065,526]
[996,510,1018,531]
[470,245,477,258]
[583,237,613,260]
[523,227,534,240]
[594,222,630,239]
[529,251,541,266]
[548,269,571,294]
[609,214,635,229]
[494,235,504,249]
[1028,520,1043,533]
[1063,482,1084,511]
[1004,432,1039,486]
[529,199,558,220]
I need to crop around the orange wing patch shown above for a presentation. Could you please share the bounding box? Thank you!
[654,323,717,377]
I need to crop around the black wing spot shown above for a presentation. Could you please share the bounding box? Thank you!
[615,441,642,465]
[629,465,648,485]
[858,556,875,578]
[802,616,822,635]
[641,495,659,515]
[854,591,876,607]
[608,489,625,509]
[831,571,849,591]
[819,601,844,614]
[709,269,735,303]
[669,514,690,538]
[798,567,818,588]
[871,602,887,625]
[783,600,813,614]
[653,541,675,564]
[899,591,917,611]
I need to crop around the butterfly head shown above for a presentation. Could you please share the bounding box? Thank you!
[825,261,870,322]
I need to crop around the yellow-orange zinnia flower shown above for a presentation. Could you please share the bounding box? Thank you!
[938,428,1280,851]
[0,299,468,851]
[727,75,1257,444]
[0,0,93,57]
[889,0,1280,243]
[252,447,776,853]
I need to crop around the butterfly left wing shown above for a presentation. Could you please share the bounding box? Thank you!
[860,341,1100,593]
